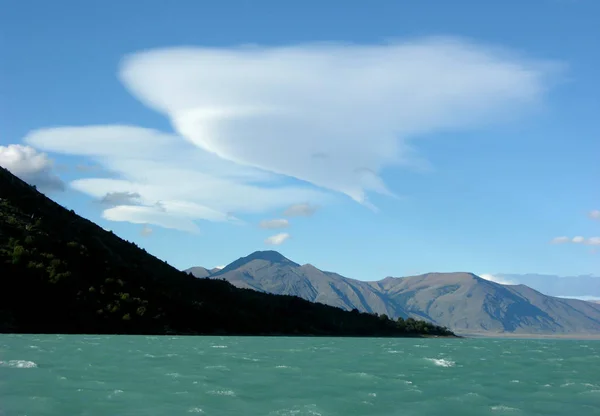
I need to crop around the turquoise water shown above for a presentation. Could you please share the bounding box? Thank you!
[1,335,599,415]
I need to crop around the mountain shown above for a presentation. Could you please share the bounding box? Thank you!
[209,251,402,317]
[186,266,212,278]
[0,166,452,337]
[201,252,600,335]
[493,273,600,298]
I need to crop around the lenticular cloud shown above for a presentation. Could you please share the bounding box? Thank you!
[119,37,555,206]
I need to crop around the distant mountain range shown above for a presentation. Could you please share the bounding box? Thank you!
[492,273,600,299]
[186,251,600,336]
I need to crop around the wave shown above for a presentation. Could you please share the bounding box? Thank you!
[0,360,37,368]
[188,408,204,413]
[426,358,455,367]
[491,405,520,412]
[207,389,235,396]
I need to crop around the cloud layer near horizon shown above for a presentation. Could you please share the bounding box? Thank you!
[21,37,559,232]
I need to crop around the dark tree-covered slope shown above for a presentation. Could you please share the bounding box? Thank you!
[0,166,453,337]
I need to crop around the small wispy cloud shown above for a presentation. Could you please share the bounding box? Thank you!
[551,236,600,245]
[265,232,290,246]
[479,273,516,285]
[283,203,318,217]
[259,218,289,229]
[100,191,142,206]
[589,210,600,220]
[0,144,65,191]
[76,163,103,173]
[140,224,153,237]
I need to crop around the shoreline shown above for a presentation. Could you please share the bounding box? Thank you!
[457,332,600,340]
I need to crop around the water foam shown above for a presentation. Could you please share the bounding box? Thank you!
[491,405,520,412]
[208,389,235,396]
[0,360,37,368]
[426,358,455,367]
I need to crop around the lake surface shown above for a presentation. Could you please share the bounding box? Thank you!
[1,335,599,415]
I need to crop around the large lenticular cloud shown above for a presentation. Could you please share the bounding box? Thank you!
[119,37,557,207]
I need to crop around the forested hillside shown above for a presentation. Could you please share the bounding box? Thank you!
[0,166,453,337]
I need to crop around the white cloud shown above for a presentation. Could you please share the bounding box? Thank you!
[556,295,600,302]
[119,38,557,208]
[551,235,600,246]
[479,273,516,285]
[100,191,141,206]
[588,237,600,246]
[0,144,64,191]
[283,203,318,217]
[590,210,600,220]
[265,232,290,246]
[24,125,329,232]
[213,265,225,270]
[259,218,289,229]
[103,205,201,233]
[140,224,153,237]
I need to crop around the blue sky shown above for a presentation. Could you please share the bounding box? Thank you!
[2,0,599,281]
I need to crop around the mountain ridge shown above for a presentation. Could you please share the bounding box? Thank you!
[185,251,600,335]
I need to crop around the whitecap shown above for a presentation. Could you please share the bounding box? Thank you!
[188,408,204,413]
[204,365,229,370]
[368,392,377,397]
[426,358,455,367]
[207,389,235,396]
[491,405,520,412]
[510,380,520,383]
[0,360,37,368]
[275,365,290,369]
[166,372,181,378]
[108,389,124,399]
[211,345,228,349]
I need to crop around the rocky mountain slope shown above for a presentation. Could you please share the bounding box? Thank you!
[187,251,600,335]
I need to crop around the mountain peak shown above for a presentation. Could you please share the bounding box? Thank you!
[245,250,296,264]
[211,250,299,276]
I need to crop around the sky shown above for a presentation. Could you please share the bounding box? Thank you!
[1,0,599,282]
